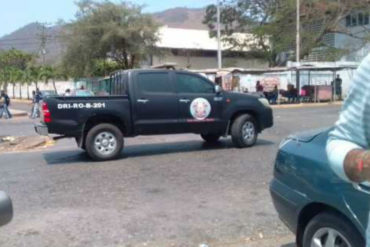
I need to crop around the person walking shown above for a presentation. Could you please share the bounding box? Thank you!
[31,88,41,119]
[326,54,370,246]
[0,91,12,119]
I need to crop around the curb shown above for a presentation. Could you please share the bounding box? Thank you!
[10,110,28,117]
[271,102,343,109]
[11,99,32,103]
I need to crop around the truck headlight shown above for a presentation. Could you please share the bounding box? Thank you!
[258,98,270,108]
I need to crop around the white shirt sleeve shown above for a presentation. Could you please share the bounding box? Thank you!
[326,138,362,182]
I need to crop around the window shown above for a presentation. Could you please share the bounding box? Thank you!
[346,15,351,27]
[352,15,358,26]
[176,73,215,94]
[137,72,172,94]
[359,13,364,25]
[365,13,369,25]
[110,72,128,96]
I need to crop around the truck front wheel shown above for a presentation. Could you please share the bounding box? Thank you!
[231,114,258,148]
[85,123,123,161]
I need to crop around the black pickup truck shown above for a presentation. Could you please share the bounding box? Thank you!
[35,69,273,161]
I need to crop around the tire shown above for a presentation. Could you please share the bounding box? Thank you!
[85,123,123,161]
[201,134,221,143]
[302,211,364,247]
[231,114,258,148]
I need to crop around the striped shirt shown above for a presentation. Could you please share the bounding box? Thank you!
[327,54,370,182]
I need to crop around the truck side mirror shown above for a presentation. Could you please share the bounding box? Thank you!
[215,85,222,94]
[0,192,13,227]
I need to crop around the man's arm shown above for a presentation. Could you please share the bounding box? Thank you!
[344,150,370,183]
[327,55,370,183]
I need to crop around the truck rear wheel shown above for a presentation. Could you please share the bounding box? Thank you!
[231,114,258,148]
[85,123,123,161]
[201,134,221,143]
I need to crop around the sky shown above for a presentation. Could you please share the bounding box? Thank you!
[0,0,214,37]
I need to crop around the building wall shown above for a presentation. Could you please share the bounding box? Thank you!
[152,53,268,70]
[7,81,75,99]
[335,11,370,62]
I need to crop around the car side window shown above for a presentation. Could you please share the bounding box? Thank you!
[176,73,215,94]
[137,72,172,94]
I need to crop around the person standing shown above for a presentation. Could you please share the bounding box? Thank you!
[0,91,12,119]
[256,80,264,93]
[335,74,343,100]
[326,54,370,246]
[64,89,71,96]
[270,85,279,104]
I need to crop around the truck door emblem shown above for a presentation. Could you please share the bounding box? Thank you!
[190,98,211,120]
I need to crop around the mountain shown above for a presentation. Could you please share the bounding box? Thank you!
[153,7,207,30]
[0,22,64,64]
[0,7,208,64]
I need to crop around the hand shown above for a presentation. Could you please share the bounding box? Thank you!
[361,151,370,182]
[344,150,370,182]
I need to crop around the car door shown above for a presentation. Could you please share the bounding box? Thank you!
[133,71,179,134]
[175,72,225,134]
[340,182,370,232]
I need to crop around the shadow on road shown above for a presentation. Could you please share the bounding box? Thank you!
[281,243,295,247]
[43,138,274,165]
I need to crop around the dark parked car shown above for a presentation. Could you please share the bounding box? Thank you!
[270,128,368,247]
[36,69,273,161]
[0,191,13,227]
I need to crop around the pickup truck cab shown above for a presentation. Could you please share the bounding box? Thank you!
[36,69,273,161]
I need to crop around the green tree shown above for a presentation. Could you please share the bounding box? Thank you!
[204,0,370,66]
[29,66,42,89]
[9,68,23,99]
[62,0,160,78]
[22,68,36,100]
[39,66,69,94]
[0,49,33,90]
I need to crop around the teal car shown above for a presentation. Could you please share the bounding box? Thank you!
[270,128,369,247]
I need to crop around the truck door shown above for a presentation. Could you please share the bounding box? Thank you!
[175,72,225,134]
[133,71,179,134]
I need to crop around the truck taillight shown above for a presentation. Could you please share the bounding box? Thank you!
[42,102,52,123]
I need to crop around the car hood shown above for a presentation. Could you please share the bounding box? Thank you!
[287,127,332,143]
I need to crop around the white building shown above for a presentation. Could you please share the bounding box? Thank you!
[144,27,268,70]
[306,10,370,62]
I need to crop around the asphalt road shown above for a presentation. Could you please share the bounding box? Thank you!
[0,105,341,247]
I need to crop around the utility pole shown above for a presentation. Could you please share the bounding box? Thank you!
[296,0,301,92]
[217,0,222,70]
[38,22,50,66]
[296,0,300,64]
